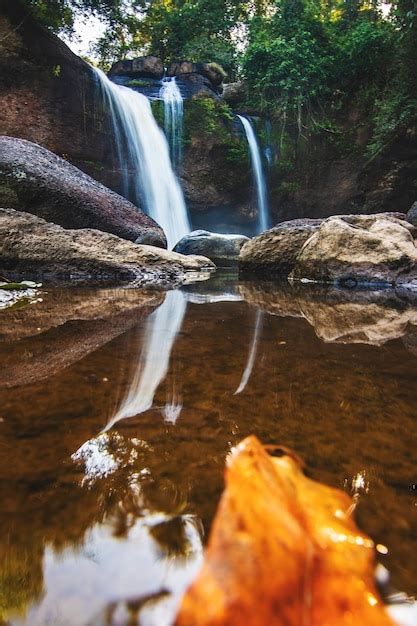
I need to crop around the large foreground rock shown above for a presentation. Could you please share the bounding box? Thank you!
[239,219,323,275]
[174,230,249,266]
[0,209,214,284]
[291,213,417,287]
[0,136,166,247]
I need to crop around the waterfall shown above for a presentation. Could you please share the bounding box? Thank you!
[160,77,184,171]
[94,68,190,248]
[237,115,270,233]
[103,290,187,432]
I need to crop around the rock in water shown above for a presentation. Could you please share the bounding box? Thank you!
[239,219,323,275]
[175,436,396,626]
[0,208,214,284]
[291,213,417,287]
[0,136,166,247]
[174,230,249,266]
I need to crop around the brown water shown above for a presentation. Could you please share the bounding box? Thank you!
[0,274,416,625]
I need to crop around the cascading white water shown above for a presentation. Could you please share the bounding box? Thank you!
[94,68,190,248]
[237,115,270,233]
[103,290,187,432]
[160,77,184,171]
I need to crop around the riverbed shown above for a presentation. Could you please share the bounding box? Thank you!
[0,272,416,625]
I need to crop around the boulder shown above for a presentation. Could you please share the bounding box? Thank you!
[176,73,219,99]
[291,213,417,287]
[167,61,226,88]
[174,230,249,266]
[222,81,247,105]
[0,136,166,247]
[108,56,164,80]
[239,219,323,275]
[0,208,215,284]
[406,200,417,227]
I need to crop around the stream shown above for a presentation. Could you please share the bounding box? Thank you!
[0,272,416,625]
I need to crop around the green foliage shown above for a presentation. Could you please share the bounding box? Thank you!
[367,90,417,157]
[150,99,164,128]
[184,97,233,139]
[23,0,125,35]
[127,78,155,88]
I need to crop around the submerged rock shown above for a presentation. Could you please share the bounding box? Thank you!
[239,219,323,275]
[291,213,417,287]
[0,136,166,247]
[0,209,215,284]
[174,230,249,266]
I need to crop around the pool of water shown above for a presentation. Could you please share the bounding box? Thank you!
[0,273,416,625]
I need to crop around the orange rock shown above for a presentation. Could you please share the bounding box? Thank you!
[175,436,397,626]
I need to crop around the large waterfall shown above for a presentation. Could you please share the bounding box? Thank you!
[160,77,184,171]
[237,115,270,233]
[94,68,190,248]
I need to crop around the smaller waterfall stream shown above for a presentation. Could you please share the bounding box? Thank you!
[237,115,270,233]
[94,68,190,248]
[160,77,184,171]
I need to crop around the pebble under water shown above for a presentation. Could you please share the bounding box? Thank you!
[0,272,416,625]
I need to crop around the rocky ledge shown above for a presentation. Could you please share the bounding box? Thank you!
[240,212,417,288]
[0,136,166,247]
[108,56,224,99]
[0,209,215,286]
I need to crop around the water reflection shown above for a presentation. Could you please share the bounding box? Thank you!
[0,275,416,624]
[104,290,187,431]
[23,513,202,626]
[235,310,264,395]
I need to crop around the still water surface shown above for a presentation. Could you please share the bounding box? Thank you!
[0,273,416,625]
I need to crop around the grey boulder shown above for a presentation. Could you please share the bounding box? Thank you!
[174,230,249,266]
[239,219,323,275]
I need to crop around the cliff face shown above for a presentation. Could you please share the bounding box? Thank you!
[0,1,109,175]
[268,118,417,224]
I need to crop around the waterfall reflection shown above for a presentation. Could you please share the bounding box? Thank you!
[234,309,264,395]
[104,290,187,432]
